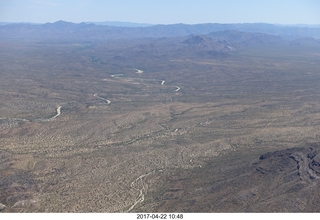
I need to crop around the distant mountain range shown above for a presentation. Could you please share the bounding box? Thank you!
[1,20,320,41]
[84,21,154,27]
[2,21,319,28]
[0,21,154,27]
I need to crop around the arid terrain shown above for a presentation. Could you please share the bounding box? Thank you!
[1,22,320,212]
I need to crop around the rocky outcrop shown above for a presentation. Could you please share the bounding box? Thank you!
[258,146,320,181]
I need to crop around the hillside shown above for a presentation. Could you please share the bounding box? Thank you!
[142,144,320,212]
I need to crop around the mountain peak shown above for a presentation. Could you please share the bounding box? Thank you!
[182,35,235,52]
[44,20,77,28]
[183,35,211,46]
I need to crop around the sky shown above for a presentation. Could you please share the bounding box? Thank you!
[0,0,320,25]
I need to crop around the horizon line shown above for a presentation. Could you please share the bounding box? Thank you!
[1,20,320,26]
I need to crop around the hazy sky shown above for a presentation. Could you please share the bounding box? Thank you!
[1,0,320,24]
